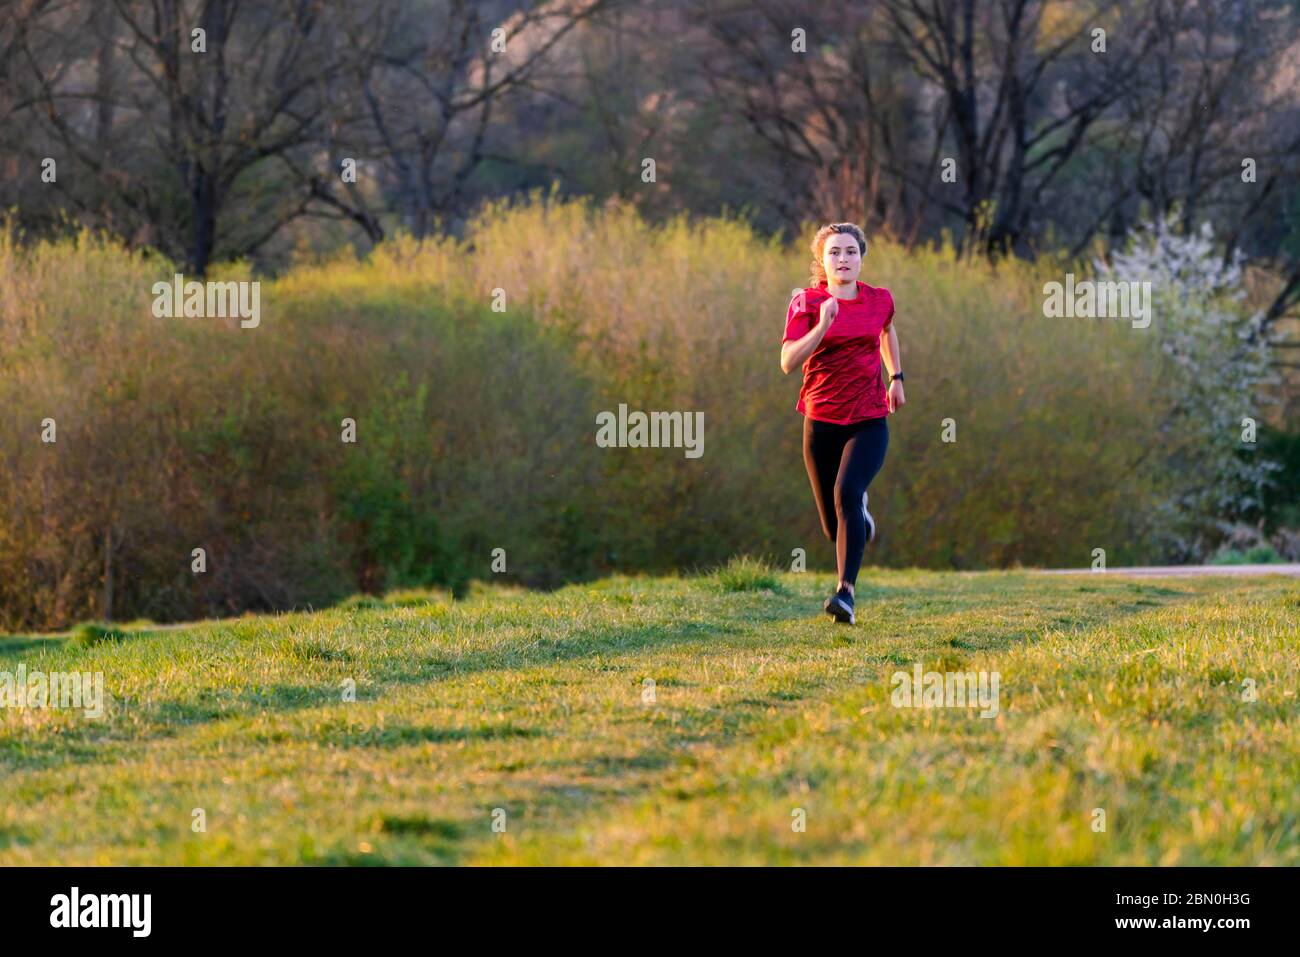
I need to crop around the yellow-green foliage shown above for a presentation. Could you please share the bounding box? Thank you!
[1,195,1169,630]
[447,193,1168,570]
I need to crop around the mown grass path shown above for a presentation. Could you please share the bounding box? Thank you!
[2,566,1297,864]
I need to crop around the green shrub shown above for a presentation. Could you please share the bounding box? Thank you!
[1211,545,1282,565]
[68,622,129,648]
[710,555,781,592]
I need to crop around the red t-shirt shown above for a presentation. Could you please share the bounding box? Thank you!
[782,280,895,423]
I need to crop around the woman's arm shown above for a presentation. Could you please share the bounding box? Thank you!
[781,297,837,374]
[880,324,901,378]
[880,324,906,411]
[781,323,827,374]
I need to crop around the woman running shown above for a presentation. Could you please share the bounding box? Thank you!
[780,223,905,625]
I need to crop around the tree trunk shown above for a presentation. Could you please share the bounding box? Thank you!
[102,526,113,623]
[189,167,217,277]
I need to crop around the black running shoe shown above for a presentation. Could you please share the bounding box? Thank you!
[863,490,876,544]
[823,587,855,625]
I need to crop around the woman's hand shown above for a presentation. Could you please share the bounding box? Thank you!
[818,295,838,328]
[888,378,906,413]
[781,296,837,374]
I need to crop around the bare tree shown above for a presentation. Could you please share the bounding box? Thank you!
[5,0,612,273]
[334,0,613,238]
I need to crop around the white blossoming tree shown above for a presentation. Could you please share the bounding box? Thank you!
[1099,213,1282,562]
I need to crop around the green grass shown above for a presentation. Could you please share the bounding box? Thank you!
[1,565,1297,865]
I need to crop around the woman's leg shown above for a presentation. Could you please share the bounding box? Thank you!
[832,418,889,589]
[802,417,848,547]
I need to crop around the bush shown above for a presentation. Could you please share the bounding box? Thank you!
[1211,545,1283,565]
[68,622,129,648]
[2,195,1276,630]
[709,555,782,592]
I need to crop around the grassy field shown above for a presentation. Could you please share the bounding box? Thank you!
[1,560,1297,865]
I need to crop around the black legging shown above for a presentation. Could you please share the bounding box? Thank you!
[802,415,889,587]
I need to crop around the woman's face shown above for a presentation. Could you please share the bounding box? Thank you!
[822,233,862,284]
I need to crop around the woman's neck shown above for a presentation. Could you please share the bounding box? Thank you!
[827,277,858,300]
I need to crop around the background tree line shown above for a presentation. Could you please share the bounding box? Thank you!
[4,2,1299,298]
